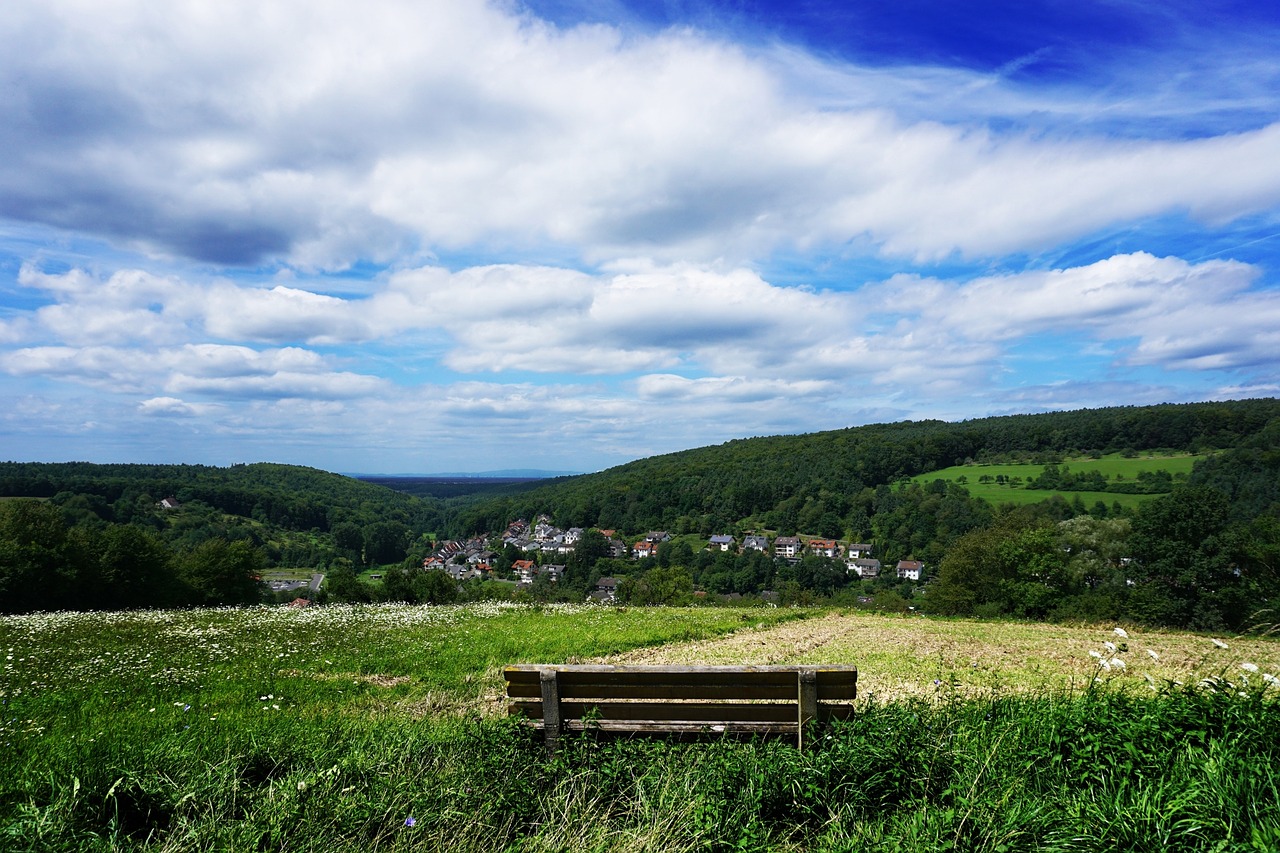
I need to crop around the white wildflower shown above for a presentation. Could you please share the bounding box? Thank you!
[1114,628,1129,639]
[1263,674,1279,686]
[1104,641,1117,652]
[1099,659,1111,672]
[1241,663,1259,673]
[1089,650,1102,659]
[1110,657,1126,670]
[1212,639,1229,649]
[1147,649,1160,661]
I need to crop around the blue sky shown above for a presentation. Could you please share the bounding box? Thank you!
[1,0,1278,474]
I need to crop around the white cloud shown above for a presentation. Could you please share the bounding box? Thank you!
[3,0,1280,269]
[634,374,835,403]
[138,396,209,417]
[11,252,1279,406]
[0,342,387,401]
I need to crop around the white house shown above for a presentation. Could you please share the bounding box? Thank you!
[896,560,924,581]
[848,558,881,579]
[708,534,735,552]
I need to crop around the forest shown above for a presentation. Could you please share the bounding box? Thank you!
[0,399,1278,631]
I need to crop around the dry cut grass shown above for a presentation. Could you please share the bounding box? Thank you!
[596,611,1280,702]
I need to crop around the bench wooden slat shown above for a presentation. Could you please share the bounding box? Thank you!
[505,665,857,700]
[510,701,859,724]
[506,682,856,700]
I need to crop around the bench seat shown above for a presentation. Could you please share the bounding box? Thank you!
[505,664,858,749]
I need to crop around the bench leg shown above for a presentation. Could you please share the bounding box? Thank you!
[540,668,562,754]
[797,669,817,750]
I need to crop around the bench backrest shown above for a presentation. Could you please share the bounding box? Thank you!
[505,664,857,749]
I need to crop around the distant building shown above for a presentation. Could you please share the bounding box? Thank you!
[591,577,619,603]
[848,558,881,579]
[808,539,841,558]
[897,560,924,581]
[633,540,659,559]
[774,536,801,559]
[708,534,735,552]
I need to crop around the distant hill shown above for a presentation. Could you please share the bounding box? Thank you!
[450,399,1280,536]
[0,460,445,562]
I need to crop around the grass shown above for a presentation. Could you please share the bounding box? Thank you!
[912,452,1201,509]
[603,611,1280,701]
[3,604,1279,851]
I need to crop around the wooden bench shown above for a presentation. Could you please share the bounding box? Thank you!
[504,664,858,750]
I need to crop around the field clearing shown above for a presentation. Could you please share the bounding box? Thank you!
[601,611,1280,701]
[912,453,1201,508]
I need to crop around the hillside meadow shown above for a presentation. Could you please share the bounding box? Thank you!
[911,453,1200,509]
[3,603,1280,851]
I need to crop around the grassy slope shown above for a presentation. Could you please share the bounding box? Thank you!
[3,604,1279,851]
[912,452,1201,508]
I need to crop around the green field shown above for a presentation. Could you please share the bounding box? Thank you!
[913,452,1201,509]
[3,603,1279,851]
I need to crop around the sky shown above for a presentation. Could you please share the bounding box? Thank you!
[1,0,1279,475]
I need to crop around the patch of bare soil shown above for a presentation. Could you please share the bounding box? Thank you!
[597,613,857,667]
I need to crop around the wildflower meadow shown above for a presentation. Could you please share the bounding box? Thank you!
[2,603,1279,851]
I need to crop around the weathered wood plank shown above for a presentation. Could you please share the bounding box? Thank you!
[505,665,857,700]
[510,702,858,724]
[539,668,561,752]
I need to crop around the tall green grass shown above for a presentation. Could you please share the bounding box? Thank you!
[3,604,1279,851]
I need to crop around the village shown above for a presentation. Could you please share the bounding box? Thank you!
[420,514,924,602]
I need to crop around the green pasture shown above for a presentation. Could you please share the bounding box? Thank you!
[912,452,1201,509]
[3,603,1279,851]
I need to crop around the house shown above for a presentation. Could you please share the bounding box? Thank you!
[159,497,182,510]
[446,563,480,582]
[897,560,924,581]
[633,540,659,560]
[591,577,619,603]
[847,543,873,559]
[512,559,538,583]
[808,539,841,558]
[742,535,769,553]
[534,521,561,541]
[774,536,801,559]
[644,531,672,543]
[708,534,735,552]
[422,556,448,570]
[848,558,881,579]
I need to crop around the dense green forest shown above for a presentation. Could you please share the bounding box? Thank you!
[0,463,447,613]
[1,399,1278,630]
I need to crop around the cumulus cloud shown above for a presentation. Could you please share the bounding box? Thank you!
[0,342,387,401]
[3,0,1280,269]
[10,252,1277,421]
[138,396,208,417]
